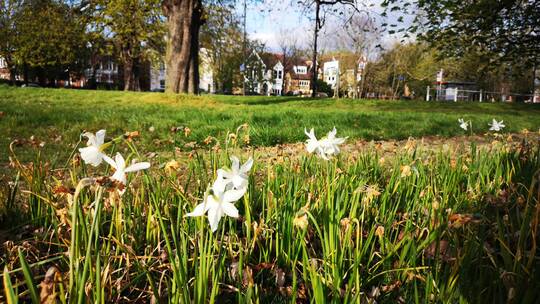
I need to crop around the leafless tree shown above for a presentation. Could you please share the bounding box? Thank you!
[334,14,378,98]
[296,0,372,97]
[276,29,301,94]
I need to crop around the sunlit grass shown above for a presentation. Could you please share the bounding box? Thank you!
[1,124,539,303]
[1,85,539,166]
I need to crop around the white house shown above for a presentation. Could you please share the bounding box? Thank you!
[244,50,267,95]
[262,53,285,95]
[323,59,339,89]
[150,62,166,91]
[199,48,214,93]
[244,51,284,95]
[0,57,9,80]
[270,61,284,95]
[84,57,119,85]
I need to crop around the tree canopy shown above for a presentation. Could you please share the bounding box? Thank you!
[383,0,540,66]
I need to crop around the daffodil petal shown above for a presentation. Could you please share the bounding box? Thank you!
[208,205,223,232]
[232,175,246,188]
[112,170,126,185]
[221,202,239,218]
[186,202,209,217]
[83,132,97,146]
[95,129,106,145]
[125,162,150,173]
[240,157,253,173]
[306,140,319,153]
[230,156,240,172]
[114,153,125,170]
[212,178,228,194]
[223,188,246,204]
[79,146,103,167]
[217,168,233,179]
[103,155,117,169]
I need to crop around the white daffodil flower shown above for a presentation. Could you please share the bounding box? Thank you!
[458,118,469,131]
[320,127,347,156]
[489,119,505,131]
[215,156,253,192]
[304,128,327,159]
[186,183,246,232]
[304,127,347,160]
[79,129,107,166]
[103,153,150,188]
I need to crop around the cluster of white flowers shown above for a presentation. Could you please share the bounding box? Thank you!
[458,118,505,132]
[458,118,469,131]
[488,119,505,131]
[304,127,347,160]
[78,121,515,233]
[78,130,150,194]
[186,156,253,232]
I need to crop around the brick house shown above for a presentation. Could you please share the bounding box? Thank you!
[284,58,313,95]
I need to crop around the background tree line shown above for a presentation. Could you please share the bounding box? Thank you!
[1,0,537,97]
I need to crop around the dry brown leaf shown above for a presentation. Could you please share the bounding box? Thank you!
[39,267,59,304]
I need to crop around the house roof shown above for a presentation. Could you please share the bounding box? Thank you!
[292,73,312,80]
[246,50,313,81]
[259,52,284,68]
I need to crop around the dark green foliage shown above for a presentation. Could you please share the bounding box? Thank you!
[383,0,540,66]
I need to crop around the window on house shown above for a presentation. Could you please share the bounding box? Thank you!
[160,80,165,89]
[278,71,282,78]
[295,66,307,74]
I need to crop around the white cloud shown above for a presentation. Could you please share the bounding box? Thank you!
[234,1,415,53]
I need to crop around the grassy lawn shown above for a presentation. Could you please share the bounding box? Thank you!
[1,85,540,303]
[1,85,539,165]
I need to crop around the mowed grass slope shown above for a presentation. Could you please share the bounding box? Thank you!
[1,85,539,164]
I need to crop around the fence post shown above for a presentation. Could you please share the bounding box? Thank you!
[479,90,483,102]
[426,86,430,101]
[454,88,458,102]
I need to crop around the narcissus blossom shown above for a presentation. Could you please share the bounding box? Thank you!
[458,119,469,131]
[103,153,150,187]
[186,182,246,232]
[79,130,107,166]
[305,128,325,158]
[320,127,347,156]
[304,127,347,160]
[489,119,505,131]
[215,156,253,192]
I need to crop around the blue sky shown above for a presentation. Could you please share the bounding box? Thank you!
[234,2,312,50]
[233,1,413,52]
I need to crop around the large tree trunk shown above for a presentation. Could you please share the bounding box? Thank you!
[163,0,203,94]
[281,52,287,95]
[310,1,320,98]
[123,55,140,91]
[353,64,359,99]
[359,64,367,98]
[23,63,28,85]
